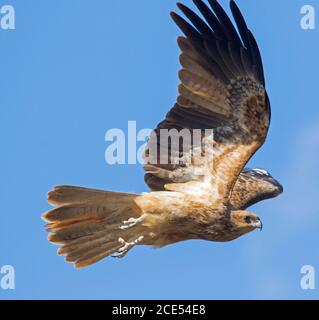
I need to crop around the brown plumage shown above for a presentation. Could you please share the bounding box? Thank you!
[42,0,283,268]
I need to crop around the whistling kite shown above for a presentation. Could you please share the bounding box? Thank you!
[43,0,283,268]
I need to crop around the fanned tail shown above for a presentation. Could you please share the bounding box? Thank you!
[43,185,145,268]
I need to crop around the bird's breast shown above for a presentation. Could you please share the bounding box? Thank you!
[136,192,235,245]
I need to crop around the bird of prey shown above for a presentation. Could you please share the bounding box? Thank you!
[43,0,283,268]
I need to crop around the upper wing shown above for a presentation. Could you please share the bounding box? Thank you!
[144,0,271,203]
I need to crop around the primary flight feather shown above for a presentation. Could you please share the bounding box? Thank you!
[43,0,283,268]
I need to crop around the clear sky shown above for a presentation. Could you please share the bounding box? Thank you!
[1,0,319,299]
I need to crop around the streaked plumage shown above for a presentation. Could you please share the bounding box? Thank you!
[43,0,283,268]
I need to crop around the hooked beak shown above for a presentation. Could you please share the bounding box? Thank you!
[252,219,263,231]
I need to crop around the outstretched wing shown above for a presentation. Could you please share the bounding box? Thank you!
[230,169,283,209]
[144,0,271,203]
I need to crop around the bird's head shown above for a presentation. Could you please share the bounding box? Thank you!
[242,168,283,198]
[230,211,263,234]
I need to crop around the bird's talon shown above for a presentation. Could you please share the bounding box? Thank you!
[112,236,144,258]
[119,214,146,230]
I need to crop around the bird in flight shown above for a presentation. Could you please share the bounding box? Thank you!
[43,0,283,268]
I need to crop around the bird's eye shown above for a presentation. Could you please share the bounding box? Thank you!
[244,216,252,224]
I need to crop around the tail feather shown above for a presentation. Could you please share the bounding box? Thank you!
[57,228,118,254]
[64,239,113,262]
[75,245,121,269]
[43,185,146,268]
[47,220,110,244]
[65,240,119,264]
[47,185,136,206]
[43,204,111,224]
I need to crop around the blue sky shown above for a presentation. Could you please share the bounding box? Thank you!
[1,0,319,299]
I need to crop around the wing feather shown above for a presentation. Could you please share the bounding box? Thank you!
[144,0,271,203]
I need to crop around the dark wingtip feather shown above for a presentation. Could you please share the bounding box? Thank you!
[247,30,265,85]
[170,11,201,40]
[207,0,242,45]
[192,0,226,40]
[170,11,176,19]
[172,0,265,86]
[176,2,212,35]
[229,0,249,46]
[176,2,184,9]
[230,0,265,85]
[229,0,254,64]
